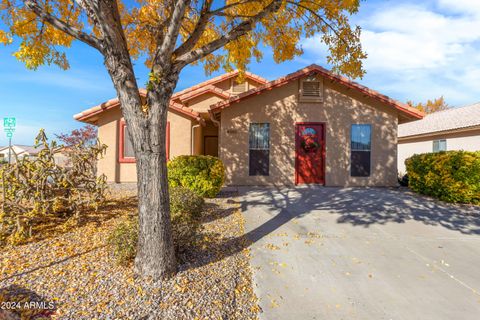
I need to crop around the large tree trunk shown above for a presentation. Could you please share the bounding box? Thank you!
[94,0,178,279]
[133,87,177,278]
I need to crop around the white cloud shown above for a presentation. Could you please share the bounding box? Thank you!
[299,0,480,105]
[437,0,480,16]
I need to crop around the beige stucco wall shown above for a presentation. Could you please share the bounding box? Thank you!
[398,127,480,173]
[96,107,193,183]
[187,93,225,113]
[219,77,399,187]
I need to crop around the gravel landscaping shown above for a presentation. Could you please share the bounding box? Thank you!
[0,192,259,319]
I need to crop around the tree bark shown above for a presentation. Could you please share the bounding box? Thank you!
[133,83,177,278]
[91,0,178,279]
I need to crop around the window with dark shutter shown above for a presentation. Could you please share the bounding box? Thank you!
[249,123,270,176]
[351,124,372,177]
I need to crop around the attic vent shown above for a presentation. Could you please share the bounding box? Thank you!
[302,81,321,97]
[232,81,246,93]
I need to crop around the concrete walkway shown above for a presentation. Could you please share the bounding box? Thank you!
[239,187,480,320]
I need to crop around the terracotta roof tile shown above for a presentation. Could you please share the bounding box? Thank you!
[210,64,424,120]
[74,70,266,124]
[172,70,267,98]
[178,85,231,102]
[74,90,203,124]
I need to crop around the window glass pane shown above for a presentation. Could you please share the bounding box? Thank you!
[249,123,270,176]
[249,123,270,150]
[439,139,447,151]
[351,124,371,151]
[124,126,135,158]
[249,150,269,176]
[433,139,447,152]
[351,124,371,177]
[351,151,370,177]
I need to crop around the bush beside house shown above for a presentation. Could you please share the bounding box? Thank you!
[168,155,225,198]
[405,151,480,204]
[108,187,205,265]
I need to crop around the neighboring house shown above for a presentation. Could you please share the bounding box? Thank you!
[0,144,68,165]
[398,103,480,174]
[74,64,423,187]
[0,145,45,163]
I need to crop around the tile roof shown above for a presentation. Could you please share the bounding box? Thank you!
[0,145,45,154]
[74,70,266,124]
[177,85,231,102]
[210,64,424,120]
[171,70,267,98]
[398,102,480,138]
[74,89,204,124]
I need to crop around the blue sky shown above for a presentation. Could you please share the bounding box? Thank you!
[1,0,479,145]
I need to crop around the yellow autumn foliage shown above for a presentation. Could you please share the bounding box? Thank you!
[0,0,366,78]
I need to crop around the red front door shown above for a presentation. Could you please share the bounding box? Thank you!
[295,123,325,185]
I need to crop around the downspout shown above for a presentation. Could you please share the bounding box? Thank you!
[191,124,200,155]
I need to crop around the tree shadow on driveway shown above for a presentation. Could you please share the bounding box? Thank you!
[240,186,480,238]
[188,186,480,269]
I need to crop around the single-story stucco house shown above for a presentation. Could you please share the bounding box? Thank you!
[398,102,480,174]
[74,64,423,187]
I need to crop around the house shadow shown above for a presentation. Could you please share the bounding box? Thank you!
[186,186,480,270]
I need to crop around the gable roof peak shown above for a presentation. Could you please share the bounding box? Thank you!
[210,64,424,121]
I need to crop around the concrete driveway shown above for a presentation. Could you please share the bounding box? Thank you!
[239,187,480,320]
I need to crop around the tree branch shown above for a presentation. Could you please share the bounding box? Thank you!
[175,0,282,67]
[173,0,213,57]
[155,0,191,66]
[286,0,349,47]
[23,0,102,50]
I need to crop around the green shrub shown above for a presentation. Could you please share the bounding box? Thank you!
[108,188,204,265]
[107,217,138,265]
[170,186,205,217]
[405,151,480,204]
[168,155,225,198]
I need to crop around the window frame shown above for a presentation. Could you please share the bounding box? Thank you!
[119,119,170,163]
[248,123,270,176]
[433,139,447,152]
[350,124,372,177]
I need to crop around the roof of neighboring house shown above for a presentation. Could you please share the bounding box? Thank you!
[74,89,204,124]
[0,145,45,155]
[210,64,424,121]
[399,102,480,138]
[74,70,266,124]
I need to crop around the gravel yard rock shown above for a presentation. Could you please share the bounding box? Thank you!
[0,194,258,319]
